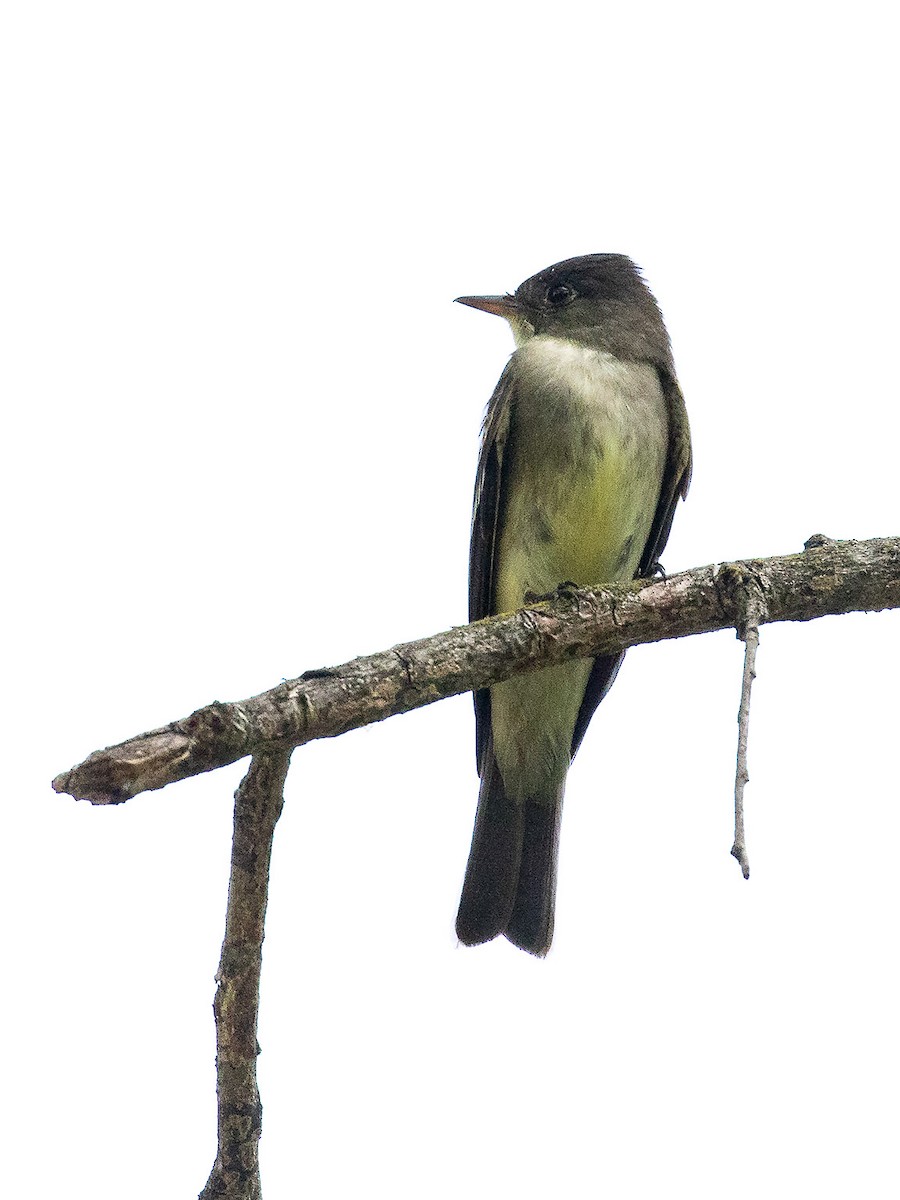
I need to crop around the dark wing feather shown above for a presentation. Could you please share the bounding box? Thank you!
[469,363,516,767]
[638,369,693,576]
[570,368,692,756]
[570,653,626,757]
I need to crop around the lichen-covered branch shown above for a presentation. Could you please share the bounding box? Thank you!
[199,748,291,1200]
[52,536,900,806]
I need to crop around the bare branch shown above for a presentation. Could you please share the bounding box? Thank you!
[724,568,768,878]
[52,536,900,805]
[199,749,291,1200]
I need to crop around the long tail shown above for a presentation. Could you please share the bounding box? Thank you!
[505,795,562,956]
[456,740,563,957]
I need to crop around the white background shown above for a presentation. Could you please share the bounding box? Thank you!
[3,3,899,1197]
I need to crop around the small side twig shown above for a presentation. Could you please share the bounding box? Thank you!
[726,571,767,879]
[199,747,292,1200]
[732,621,758,879]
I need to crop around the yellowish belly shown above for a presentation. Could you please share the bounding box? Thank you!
[488,337,669,798]
[495,437,654,612]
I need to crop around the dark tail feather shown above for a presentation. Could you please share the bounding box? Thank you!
[504,792,563,957]
[456,746,525,946]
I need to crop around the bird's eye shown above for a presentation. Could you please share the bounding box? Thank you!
[546,284,575,307]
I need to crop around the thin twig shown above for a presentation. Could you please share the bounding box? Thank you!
[199,748,292,1200]
[732,619,758,879]
[724,570,767,879]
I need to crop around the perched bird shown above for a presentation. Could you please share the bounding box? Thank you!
[455,254,692,956]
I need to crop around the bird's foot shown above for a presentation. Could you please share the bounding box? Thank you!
[523,580,581,605]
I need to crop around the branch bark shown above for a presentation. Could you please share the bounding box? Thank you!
[199,749,291,1200]
[53,536,900,806]
[49,534,900,1200]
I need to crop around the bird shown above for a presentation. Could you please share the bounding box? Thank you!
[454,253,692,956]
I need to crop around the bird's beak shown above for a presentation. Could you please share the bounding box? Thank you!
[454,293,519,319]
